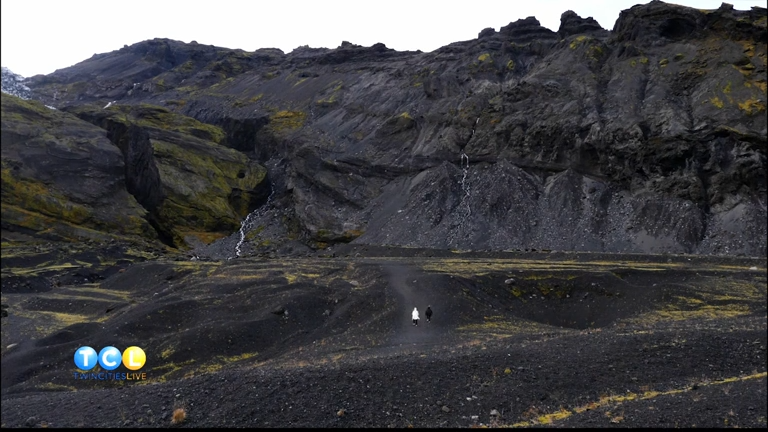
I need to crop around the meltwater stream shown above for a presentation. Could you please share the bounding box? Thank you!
[458,118,478,219]
[448,118,479,247]
[232,185,275,259]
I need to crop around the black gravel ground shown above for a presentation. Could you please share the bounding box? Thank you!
[1,246,766,428]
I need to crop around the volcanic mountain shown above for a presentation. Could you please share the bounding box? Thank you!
[2,0,765,258]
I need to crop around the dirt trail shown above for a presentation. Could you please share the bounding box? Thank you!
[381,262,445,348]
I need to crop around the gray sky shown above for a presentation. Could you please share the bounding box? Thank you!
[1,0,764,77]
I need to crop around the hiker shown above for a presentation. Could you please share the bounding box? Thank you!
[425,305,433,323]
[412,307,420,326]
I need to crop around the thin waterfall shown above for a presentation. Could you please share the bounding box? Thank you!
[449,118,479,247]
[232,184,275,259]
[459,118,479,218]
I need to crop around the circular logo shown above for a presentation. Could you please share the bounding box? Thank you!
[98,346,122,370]
[122,346,146,370]
[74,346,98,370]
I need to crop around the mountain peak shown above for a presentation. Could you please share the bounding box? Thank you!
[558,10,608,37]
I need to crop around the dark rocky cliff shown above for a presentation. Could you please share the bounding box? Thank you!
[4,1,767,257]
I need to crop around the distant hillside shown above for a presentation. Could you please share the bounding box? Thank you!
[4,0,766,257]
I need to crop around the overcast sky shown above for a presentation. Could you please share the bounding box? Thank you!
[1,0,764,77]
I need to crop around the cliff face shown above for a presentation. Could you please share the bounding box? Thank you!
[6,1,767,256]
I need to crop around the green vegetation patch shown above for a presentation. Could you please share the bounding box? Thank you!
[151,139,267,239]
[738,97,766,114]
[267,110,306,132]
[113,104,226,144]
[1,160,90,225]
[569,35,591,50]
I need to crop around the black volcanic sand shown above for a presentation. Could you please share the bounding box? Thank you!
[1,246,766,428]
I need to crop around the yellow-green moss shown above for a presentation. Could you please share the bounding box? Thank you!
[267,110,306,132]
[316,94,338,105]
[0,202,147,243]
[723,81,732,94]
[165,100,187,107]
[150,359,196,383]
[233,94,264,108]
[340,229,364,242]
[293,77,309,87]
[640,57,649,64]
[151,139,267,239]
[245,225,266,240]
[506,59,515,70]
[589,45,604,60]
[750,81,767,93]
[1,167,83,225]
[740,41,756,58]
[399,112,413,120]
[178,60,195,72]
[659,58,669,67]
[569,35,590,50]
[478,53,492,62]
[709,96,724,108]
[188,352,259,376]
[674,53,685,61]
[1,93,54,118]
[114,104,226,144]
[738,97,766,114]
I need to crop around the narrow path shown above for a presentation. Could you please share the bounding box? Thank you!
[381,262,446,348]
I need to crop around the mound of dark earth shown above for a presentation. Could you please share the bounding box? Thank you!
[1,247,765,427]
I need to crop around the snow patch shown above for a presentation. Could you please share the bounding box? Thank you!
[1,66,31,99]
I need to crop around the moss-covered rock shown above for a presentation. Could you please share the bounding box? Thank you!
[63,102,270,248]
[1,94,154,242]
[151,137,267,244]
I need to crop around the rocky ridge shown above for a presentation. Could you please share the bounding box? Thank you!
[1,0,766,257]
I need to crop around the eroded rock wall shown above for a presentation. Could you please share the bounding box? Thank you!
[13,1,767,256]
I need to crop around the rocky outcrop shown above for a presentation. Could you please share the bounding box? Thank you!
[10,1,768,256]
[500,17,560,43]
[0,95,154,242]
[613,1,767,44]
[62,103,270,247]
[558,11,609,37]
[1,94,270,249]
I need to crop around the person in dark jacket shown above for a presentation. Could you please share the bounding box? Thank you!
[425,305,433,323]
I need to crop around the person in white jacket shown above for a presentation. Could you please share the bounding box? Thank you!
[412,307,420,326]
